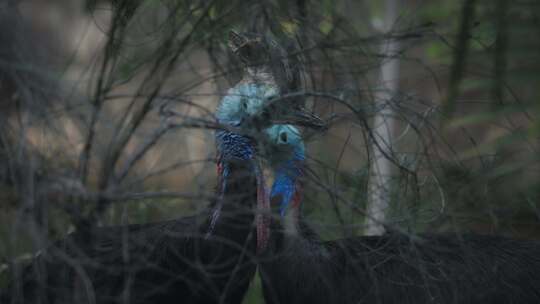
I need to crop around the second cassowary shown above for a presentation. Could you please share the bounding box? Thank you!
[259,124,540,304]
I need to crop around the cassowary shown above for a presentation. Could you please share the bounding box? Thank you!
[258,124,540,304]
[0,82,285,304]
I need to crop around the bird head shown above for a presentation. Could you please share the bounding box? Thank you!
[227,30,327,131]
[264,124,305,219]
[216,83,278,132]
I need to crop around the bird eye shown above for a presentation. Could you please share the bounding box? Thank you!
[241,99,248,111]
[280,132,288,143]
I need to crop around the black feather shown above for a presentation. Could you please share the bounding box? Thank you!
[2,156,258,304]
[260,216,540,304]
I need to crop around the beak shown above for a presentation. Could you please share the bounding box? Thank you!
[247,106,326,133]
[262,101,327,131]
[253,159,270,253]
[281,108,327,131]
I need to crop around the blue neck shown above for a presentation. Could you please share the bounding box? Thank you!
[208,129,256,235]
[215,129,254,161]
[271,148,304,217]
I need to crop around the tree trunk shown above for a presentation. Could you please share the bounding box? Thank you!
[365,0,400,236]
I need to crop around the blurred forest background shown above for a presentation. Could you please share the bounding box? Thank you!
[0,0,539,302]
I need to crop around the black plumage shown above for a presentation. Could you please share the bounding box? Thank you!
[261,225,540,304]
[259,124,540,304]
[3,158,259,304]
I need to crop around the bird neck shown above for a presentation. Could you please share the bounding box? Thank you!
[207,159,258,240]
[207,131,259,237]
[282,185,302,237]
[215,129,257,213]
[271,154,304,237]
[220,161,258,213]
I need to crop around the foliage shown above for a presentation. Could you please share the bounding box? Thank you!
[0,0,539,302]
